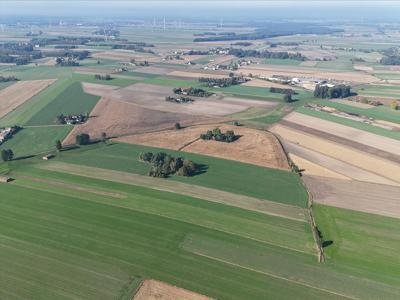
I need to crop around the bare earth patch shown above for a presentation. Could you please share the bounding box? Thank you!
[63,97,218,145]
[304,175,400,219]
[81,82,120,97]
[86,82,276,117]
[284,112,400,157]
[238,65,380,84]
[133,279,214,300]
[271,124,400,184]
[116,124,289,170]
[0,79,56,118]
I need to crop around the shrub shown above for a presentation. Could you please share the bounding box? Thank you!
[75,133,90,145]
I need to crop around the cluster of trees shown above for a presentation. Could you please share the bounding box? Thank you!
[200,128,238,143]
[93,28,120,37]
[31,37,104,47]
[199,76,246,88]
[130,59,149,66]
[232,42,253,46]
[270,87,296,95]
[56,113,87,125]
[1,149,13,162]
[165,96,194,103]
[139,152,198,178]
[56,57,79,66]
[314,84,352,99]
[111,44,154,54]
[228,48,306,61]
[94,74,112,80]
[173,87,213,97]
[193,24,342,42]
[75,133,91,145]
[0,76,18,82]
[380,47,400,65]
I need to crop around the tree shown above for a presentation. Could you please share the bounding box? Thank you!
[174,122,181,130]
[390,100,399,110]
[55,140,62,152]
[1,149,13,162]
[75,133,90,145]
[101,132,107,143]
[283,94,292,103]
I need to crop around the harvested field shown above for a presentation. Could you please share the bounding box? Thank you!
[39,162,306,221]
[304,175,400,219]
[167,70,230,79]
[0,79,55,119]
[289,154,350,180]
[353,65,374,72]
[283,112,400,157]
[238,65,380,83]
[95,83,276,117]
[329,99,374,109]
[92,51,162,62]
[271,124,400,184]
[285,142,398,185]
[242,78,295,89]
[81,82,120,97]
[133,279,214,300]
[63,97,216,144]
[116,124,289,170]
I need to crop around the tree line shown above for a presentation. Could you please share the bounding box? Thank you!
[173,87,213,97]
[314,84,352,99]
[228,48,306,61]
[198,76,246,88]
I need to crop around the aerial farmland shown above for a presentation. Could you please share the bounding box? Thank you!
[0,1,399,299]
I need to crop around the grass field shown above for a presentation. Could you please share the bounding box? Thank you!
[262,58,302,66]
[314,205,400,287]
[356,84,400,98]
[53,142,308,207]
[71,73,138,87]
[0,160,319,300]
[0,126,72,157]
[26,82,100,126]
[144,76,200,87]
[296,107,400,140]
[310,99,400,124]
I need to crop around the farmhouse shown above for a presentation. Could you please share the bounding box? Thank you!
[0,176,12,183]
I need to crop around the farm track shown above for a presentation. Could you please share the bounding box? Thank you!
[37,161,306,222]
[279,120,400,164]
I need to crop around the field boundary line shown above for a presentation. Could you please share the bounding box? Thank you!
[191,251,357,300]
[271,131,325,262]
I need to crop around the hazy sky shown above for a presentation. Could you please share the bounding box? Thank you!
[1,1,400,22]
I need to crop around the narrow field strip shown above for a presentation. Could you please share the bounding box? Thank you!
[37,161,306,222]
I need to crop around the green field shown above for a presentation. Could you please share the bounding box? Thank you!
[262,58,302,66]
[53,142,308,207]
[314,205,400,287]
[26,81,100,126]
[356,84,400,98]
[71,73,138,87]
[0,126,72,158]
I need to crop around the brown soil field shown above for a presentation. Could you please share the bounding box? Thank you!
[353,65,374,73]
[0,79,56,119]
[92,51,162,62]
[237,65,380,83]
[133,66,173,75]
[283,112,400,157]
[133,279,214,300]
[304,175,400,219]
[285,141,398,186]
[289,153,350,180]
[81,82,120,97]
[116,124,289,170]
[242,78,296,89]
[40,162,306,221]
[329,99,374,109]
[63,97,217,144]
[91,83,276,117]
[271,124,400,184]
[167,70,230,79]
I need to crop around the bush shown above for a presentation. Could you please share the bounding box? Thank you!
[75,133,90,145]
[1,149,13,162]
